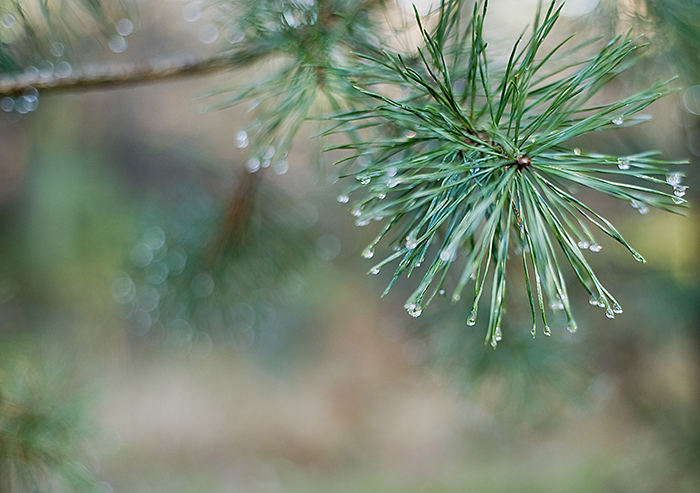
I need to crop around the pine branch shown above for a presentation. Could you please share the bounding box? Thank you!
[329,0,688,346]
[197,0,387,165]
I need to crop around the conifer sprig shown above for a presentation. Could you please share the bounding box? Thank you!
[202,0,385,165]
[329,0,687,346]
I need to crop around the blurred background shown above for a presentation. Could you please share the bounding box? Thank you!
[0,0,699,491]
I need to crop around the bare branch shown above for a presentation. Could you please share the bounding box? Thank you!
[0,52,247,96]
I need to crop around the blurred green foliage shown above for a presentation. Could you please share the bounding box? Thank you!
[0,345,99,492]
[117,169,319,352]
[0,0,135,75]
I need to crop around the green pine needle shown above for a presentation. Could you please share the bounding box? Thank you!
[328,0,688,346]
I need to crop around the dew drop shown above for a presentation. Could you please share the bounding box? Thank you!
[543,326,551,336]
[355,218,370,226]
[673,196,684,205]
[617,158,630,170]
[370,267,381,275]
[567,321,578,333]
[50,42,65,58]
[274,160,289,175]
[357,155,370,168]
[589,296,598,306]
[387,178,400,188]
[666,172,682,187]
[226,28,245,44]
[588,244,602,252]
[198,24,219,44]
[284,11,302,27]
[109,35,128,53]
[549,300,565,311]
[235,130,248,148]
[24,66,39,81]
[111,275,136,304]
[145,228,167,252]
[351,207,362,217]
[632,252,646,263]
[673,185,687,197]
[183,3,202,22]
[612,117,623,126]
[578,240,590,249]
[246,158,261,173]
[405,131,417,138]
[55,61,72,78]
[361,246,374,259]
[116,19,134,36]
[165,250,187,275]
[438,289,445,296]
[466,310,476,326]
[263,146,275,160]
[38,60,54,78]
[612,303,623,314]
[377,192,386,199]
[131,243,153,267]
[490,339,498,348]
[439,249,452,262]
[2,14,16,29]
[573,147,581,155]
[405,234,418,250]
[405,303,422,318]
[358,175,371,185]
[494,327,502,342]
[637,205,649,215]
[530,325,536,337]
[337,194,350,203]
[605,308,614,319]
[1,97,14,112]
[385,166,398,178]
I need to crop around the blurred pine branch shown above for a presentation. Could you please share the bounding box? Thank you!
[0,346,100,493]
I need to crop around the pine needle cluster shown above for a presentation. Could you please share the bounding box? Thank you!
[329,0,687,346]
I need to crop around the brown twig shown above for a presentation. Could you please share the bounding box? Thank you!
[207,168,264,267]
[0,50,261,97]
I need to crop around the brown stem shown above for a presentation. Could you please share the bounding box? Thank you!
[0,51,255,97]
[207,168,264,267]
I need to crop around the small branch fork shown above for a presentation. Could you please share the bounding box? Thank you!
[0,52,242,97]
